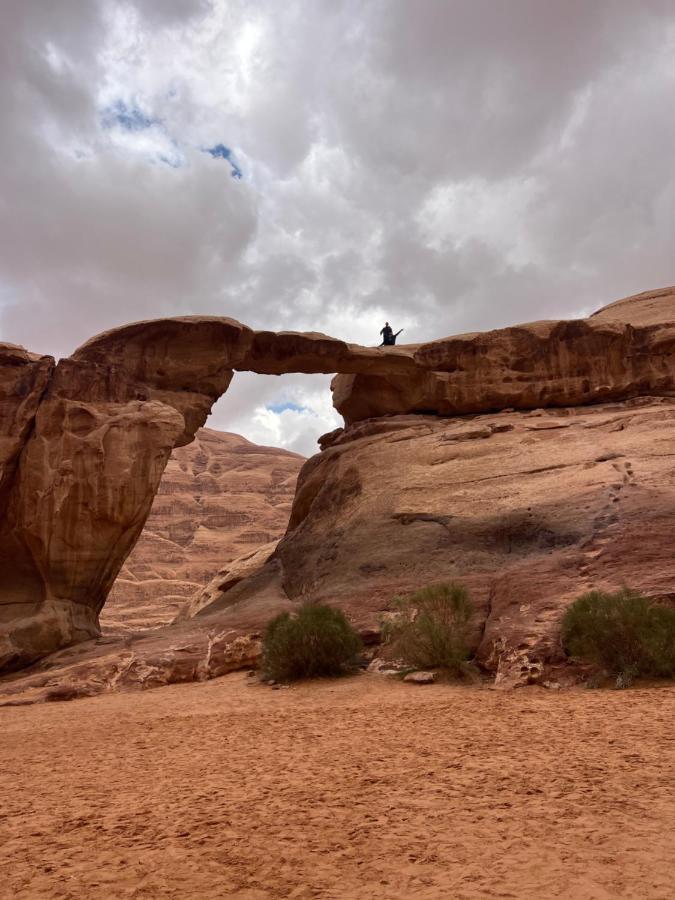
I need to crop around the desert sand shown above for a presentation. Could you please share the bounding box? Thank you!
[1,674,673,899]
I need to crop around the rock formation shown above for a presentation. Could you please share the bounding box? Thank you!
[196,396,675,687]
[1,284,674,676]
[3,390,675,704]
[0,345,54,505]
[104,428,302,632]
[331,287,675,422]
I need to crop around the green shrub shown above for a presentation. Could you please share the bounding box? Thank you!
[383,582,474,676]
[262,603,362,681]
[562,588,675,686]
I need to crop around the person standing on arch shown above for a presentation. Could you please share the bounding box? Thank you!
[379,321,403,346]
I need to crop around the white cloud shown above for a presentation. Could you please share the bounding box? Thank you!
[417,176,544,267]
[208,371,340,456]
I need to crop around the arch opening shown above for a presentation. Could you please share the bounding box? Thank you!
[101,371,340,634]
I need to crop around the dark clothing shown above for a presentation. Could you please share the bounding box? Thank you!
[379,325,402,346]
[380,324,394,345]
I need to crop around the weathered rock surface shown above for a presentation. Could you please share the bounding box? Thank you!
[182,540,280,622]
[0,318,418,671]
[196,397,675,687]
[0,626,262,706]
[590,285,675,326]
[331,285,675,422]
[1,393,185,670]
[104,428,302,631]
[0,321,246,671]
[0,344,53,506]
[4,392,675,704]
[403,671,437,685]
[73,315,417,383]
[1,284,675,676]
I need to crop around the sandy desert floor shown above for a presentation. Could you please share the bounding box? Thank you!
[0,673,673,900]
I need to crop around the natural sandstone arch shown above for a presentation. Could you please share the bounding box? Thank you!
[1,285,675,671]
[0,319,418,671]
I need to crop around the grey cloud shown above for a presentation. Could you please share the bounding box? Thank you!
[1,0,674,449]
[130,0,212,27]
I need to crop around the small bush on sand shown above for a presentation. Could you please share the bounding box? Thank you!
[262,604,362,681]
[383,582,474,676]
[562,588,675,687]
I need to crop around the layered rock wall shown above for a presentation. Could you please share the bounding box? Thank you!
[104,429,302,631]
[332,315,675,422]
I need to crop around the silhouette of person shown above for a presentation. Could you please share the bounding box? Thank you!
[379,322,403,346]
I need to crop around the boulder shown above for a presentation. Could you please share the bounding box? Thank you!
[403,671,437,685]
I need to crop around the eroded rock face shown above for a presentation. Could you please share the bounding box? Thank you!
[1,396,186,670]
[5,392,675,703]
[0,627,262,706]
[590,285,675,326]
[331,285,675,423]
[0,336,233,671]
[104,429,302,632]
[0,344,54,506]
[1,285,675,674]
[195,397,675,687]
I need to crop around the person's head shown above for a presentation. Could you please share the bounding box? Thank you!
[384,321,389,326]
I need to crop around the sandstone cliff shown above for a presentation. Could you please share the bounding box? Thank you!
[0,344,54,507]
[331,286,675,422]
[103,429,302,632]
[3,390,674,704]
[195,397,675,687]
[1,284,674,676]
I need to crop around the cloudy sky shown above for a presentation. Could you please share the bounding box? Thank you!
[2,1,674,455]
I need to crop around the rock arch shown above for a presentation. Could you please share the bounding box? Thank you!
[1,285,675,671]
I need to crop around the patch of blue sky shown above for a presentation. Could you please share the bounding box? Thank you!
[100,99,159,132]
[204,143,243,179]
[99,99,185,168]
[99,103,241,176]
[267,401,313,415]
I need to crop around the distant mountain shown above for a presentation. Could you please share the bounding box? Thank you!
[102,428,304,632]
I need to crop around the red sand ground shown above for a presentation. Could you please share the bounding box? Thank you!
[1,674,673,899]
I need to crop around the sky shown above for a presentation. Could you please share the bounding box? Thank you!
[1,0,674,456]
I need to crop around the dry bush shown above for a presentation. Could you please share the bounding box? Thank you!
[562,587,675,687]
[262,604,362,681]
[383,582,474,676]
